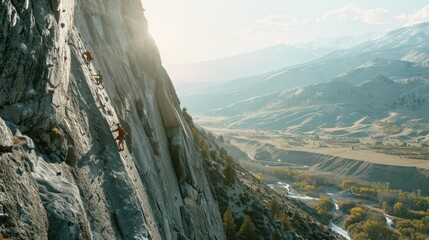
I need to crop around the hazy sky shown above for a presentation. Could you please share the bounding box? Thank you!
[142,1,429,65]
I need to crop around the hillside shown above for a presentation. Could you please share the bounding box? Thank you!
[203,76,429,142]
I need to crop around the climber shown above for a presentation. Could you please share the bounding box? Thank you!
[91,70,104,88]
[112,123,126,151]
[82,50,93,65]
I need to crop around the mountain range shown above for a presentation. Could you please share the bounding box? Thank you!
[184,22,429,140]
[169,33,377,96]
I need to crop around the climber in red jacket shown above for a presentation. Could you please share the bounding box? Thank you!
[82,50,93,65]
[112,123,126,151]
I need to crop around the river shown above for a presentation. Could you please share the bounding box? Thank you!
[271,182,351,239]
[330,201,351,240]
[329,221,351,240]
[384,214,395,229]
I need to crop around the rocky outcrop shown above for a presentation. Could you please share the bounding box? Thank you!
[0,127,49,240]
[1,0,223,239]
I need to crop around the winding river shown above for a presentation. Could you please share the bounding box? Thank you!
[270,182,351,239]
[329,221,351,240]
[384,214,394,229]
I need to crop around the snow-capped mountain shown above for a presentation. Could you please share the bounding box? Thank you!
[182,22,429,115]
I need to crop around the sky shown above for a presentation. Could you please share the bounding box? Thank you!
[142,1,429,65]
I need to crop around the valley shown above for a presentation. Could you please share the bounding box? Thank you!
[202,125,429,191]
[202,123,429,164]
[186,22,429,239]
[200,123,429,239]
[175,12,429,240]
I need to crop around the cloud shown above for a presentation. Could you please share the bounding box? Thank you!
[223,27,264,41]
[396,5,429,26]
[223,14,308,41]
[255,15,309,28]
[316,3,391,24]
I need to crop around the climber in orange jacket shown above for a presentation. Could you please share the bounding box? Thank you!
[112,123,126,151]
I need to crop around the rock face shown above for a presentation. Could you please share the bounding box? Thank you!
[0,0,224,239]
[0,118,13,153]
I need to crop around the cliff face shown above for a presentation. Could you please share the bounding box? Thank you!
[0,0,224,239]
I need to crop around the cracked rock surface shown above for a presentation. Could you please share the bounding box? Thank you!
[1,0,224,239]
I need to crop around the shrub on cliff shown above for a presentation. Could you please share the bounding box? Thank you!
[223,208,237,240]
[238,216,256,240]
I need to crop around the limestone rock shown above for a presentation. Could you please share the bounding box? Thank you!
[0,0,224,239]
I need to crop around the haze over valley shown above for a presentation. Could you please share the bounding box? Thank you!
[179,21,429,239]
[184,22,429,143]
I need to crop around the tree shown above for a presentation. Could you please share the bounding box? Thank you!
[281,214,292,231]
[314,196,335,222]
[269,199,280,218]
[363,220,399,240]
[293,210,302,226]
[238,216,256,240]
[393,202,407,216]
[223,208,237,240]
[339,201,357,213]
[383,201,389,212]
[344,207,366,228]
[340,180,362,189]
[304,185,316,192]
[224,157,236,186]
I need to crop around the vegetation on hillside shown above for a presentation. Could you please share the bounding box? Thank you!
[236,156,429,240]
[348,220,399,240]
[340,180,429,219]
[338,200,429,240]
